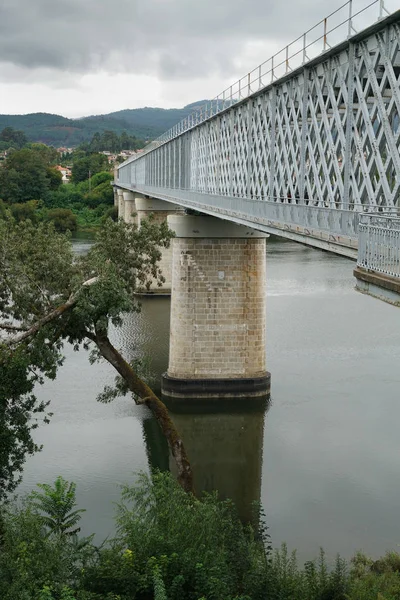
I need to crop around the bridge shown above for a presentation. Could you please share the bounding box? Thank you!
[114,0,400,401]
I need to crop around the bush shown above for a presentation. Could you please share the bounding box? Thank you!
[82,471,268,599]
[101,206,118,222]
[45,208,78,233]
[2,473,400,600]
[9,200,40,222]
[0,503,92,599]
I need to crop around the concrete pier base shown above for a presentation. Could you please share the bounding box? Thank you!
[135,196,183,295]
[161,214,271,400]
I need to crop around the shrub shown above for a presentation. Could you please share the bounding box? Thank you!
[45,208,78,232]
[82,471,268,600]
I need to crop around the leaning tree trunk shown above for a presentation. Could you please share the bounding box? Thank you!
[91,327,194,495]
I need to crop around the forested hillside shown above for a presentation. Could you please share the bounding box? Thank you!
[0,101,209,147]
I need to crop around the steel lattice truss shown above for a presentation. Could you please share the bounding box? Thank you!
[118,14,400,218]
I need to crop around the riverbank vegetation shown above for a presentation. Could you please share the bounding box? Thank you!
[1,471,400,600]
[0,216,193,500]
[0,138,117,231]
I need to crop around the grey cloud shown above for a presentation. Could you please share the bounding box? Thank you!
[0,0,362,82]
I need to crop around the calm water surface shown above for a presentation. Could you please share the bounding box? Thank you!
[20,238,400,562]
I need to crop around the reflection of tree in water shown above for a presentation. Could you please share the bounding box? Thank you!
[112,296,171,395]
[143,399,269,523]
[142,416,169,473]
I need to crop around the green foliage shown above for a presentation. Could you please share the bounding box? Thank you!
[0,344,52,500]
[45,208,78,232]
[0,219,74,497]
[46,167,63,191]
[71,154,109,184]
[81,471,268,600]
[81,130,144,153]
[101,206,118,223]
[0,217,173,498]
[0,146,61,204]
[0,126,28,149]
[0,148,49,203]
[0,142,114,229]
[28,476,86,537]
[1,473,400,600]
[30,143,59,166]
[0,492,94,599]
[9,200,40,222]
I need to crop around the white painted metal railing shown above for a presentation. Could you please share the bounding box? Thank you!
[134,0,391,153]
[358,214,400,277]
[117,3,400,256]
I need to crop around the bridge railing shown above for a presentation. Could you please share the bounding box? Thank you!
[358,214,400,278]
[126,0,391,160]
[121,179,395,240]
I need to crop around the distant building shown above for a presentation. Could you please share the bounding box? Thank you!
[57,147,74,156]
[55,165,72,184]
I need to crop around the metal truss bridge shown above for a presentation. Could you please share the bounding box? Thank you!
[116,0,400,262]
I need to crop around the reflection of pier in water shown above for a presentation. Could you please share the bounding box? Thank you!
[168,402,267,522]
[143,403,267,522]
[119,297,268,521]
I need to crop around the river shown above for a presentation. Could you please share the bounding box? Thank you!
[19,236,400,564]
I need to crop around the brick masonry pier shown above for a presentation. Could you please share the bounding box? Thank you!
[162,214,271,399]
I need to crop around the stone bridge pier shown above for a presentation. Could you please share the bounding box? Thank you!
[162,214,271,400]
[134,195,183,294]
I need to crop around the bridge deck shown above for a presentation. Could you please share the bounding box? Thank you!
[116,3,400,264]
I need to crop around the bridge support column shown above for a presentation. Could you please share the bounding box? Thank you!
[123,191,137,225]
[116,188,125,219]
[135,196,183,294]
[113,186,119,207]
[161,214,270,400]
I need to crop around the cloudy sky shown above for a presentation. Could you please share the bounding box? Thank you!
[0,0,397,118]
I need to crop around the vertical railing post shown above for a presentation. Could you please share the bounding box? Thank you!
[300,69,309,204]
[348,0,353,37]
[215,116,221,195]
[229,108,235,197]
[269,87,277,203]
[343,42,355,210]
[246,100,253,199]
[323,18,328,51]
[303,33,307,64]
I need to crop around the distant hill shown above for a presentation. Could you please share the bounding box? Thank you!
[0,101,211,147]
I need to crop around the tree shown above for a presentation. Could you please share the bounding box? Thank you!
[0,126,28,149]
[28,476,85,537]
[45,167,63,191]
[0,148,53,204]
[71,153,109,184]
[29,143,59,166]
[0,217,193,500]
[44,208,78,232]
[9,200,39,222]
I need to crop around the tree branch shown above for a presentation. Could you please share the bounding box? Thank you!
[3,277,98,347]
[91,326,194,495]
[0,324,27,332]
